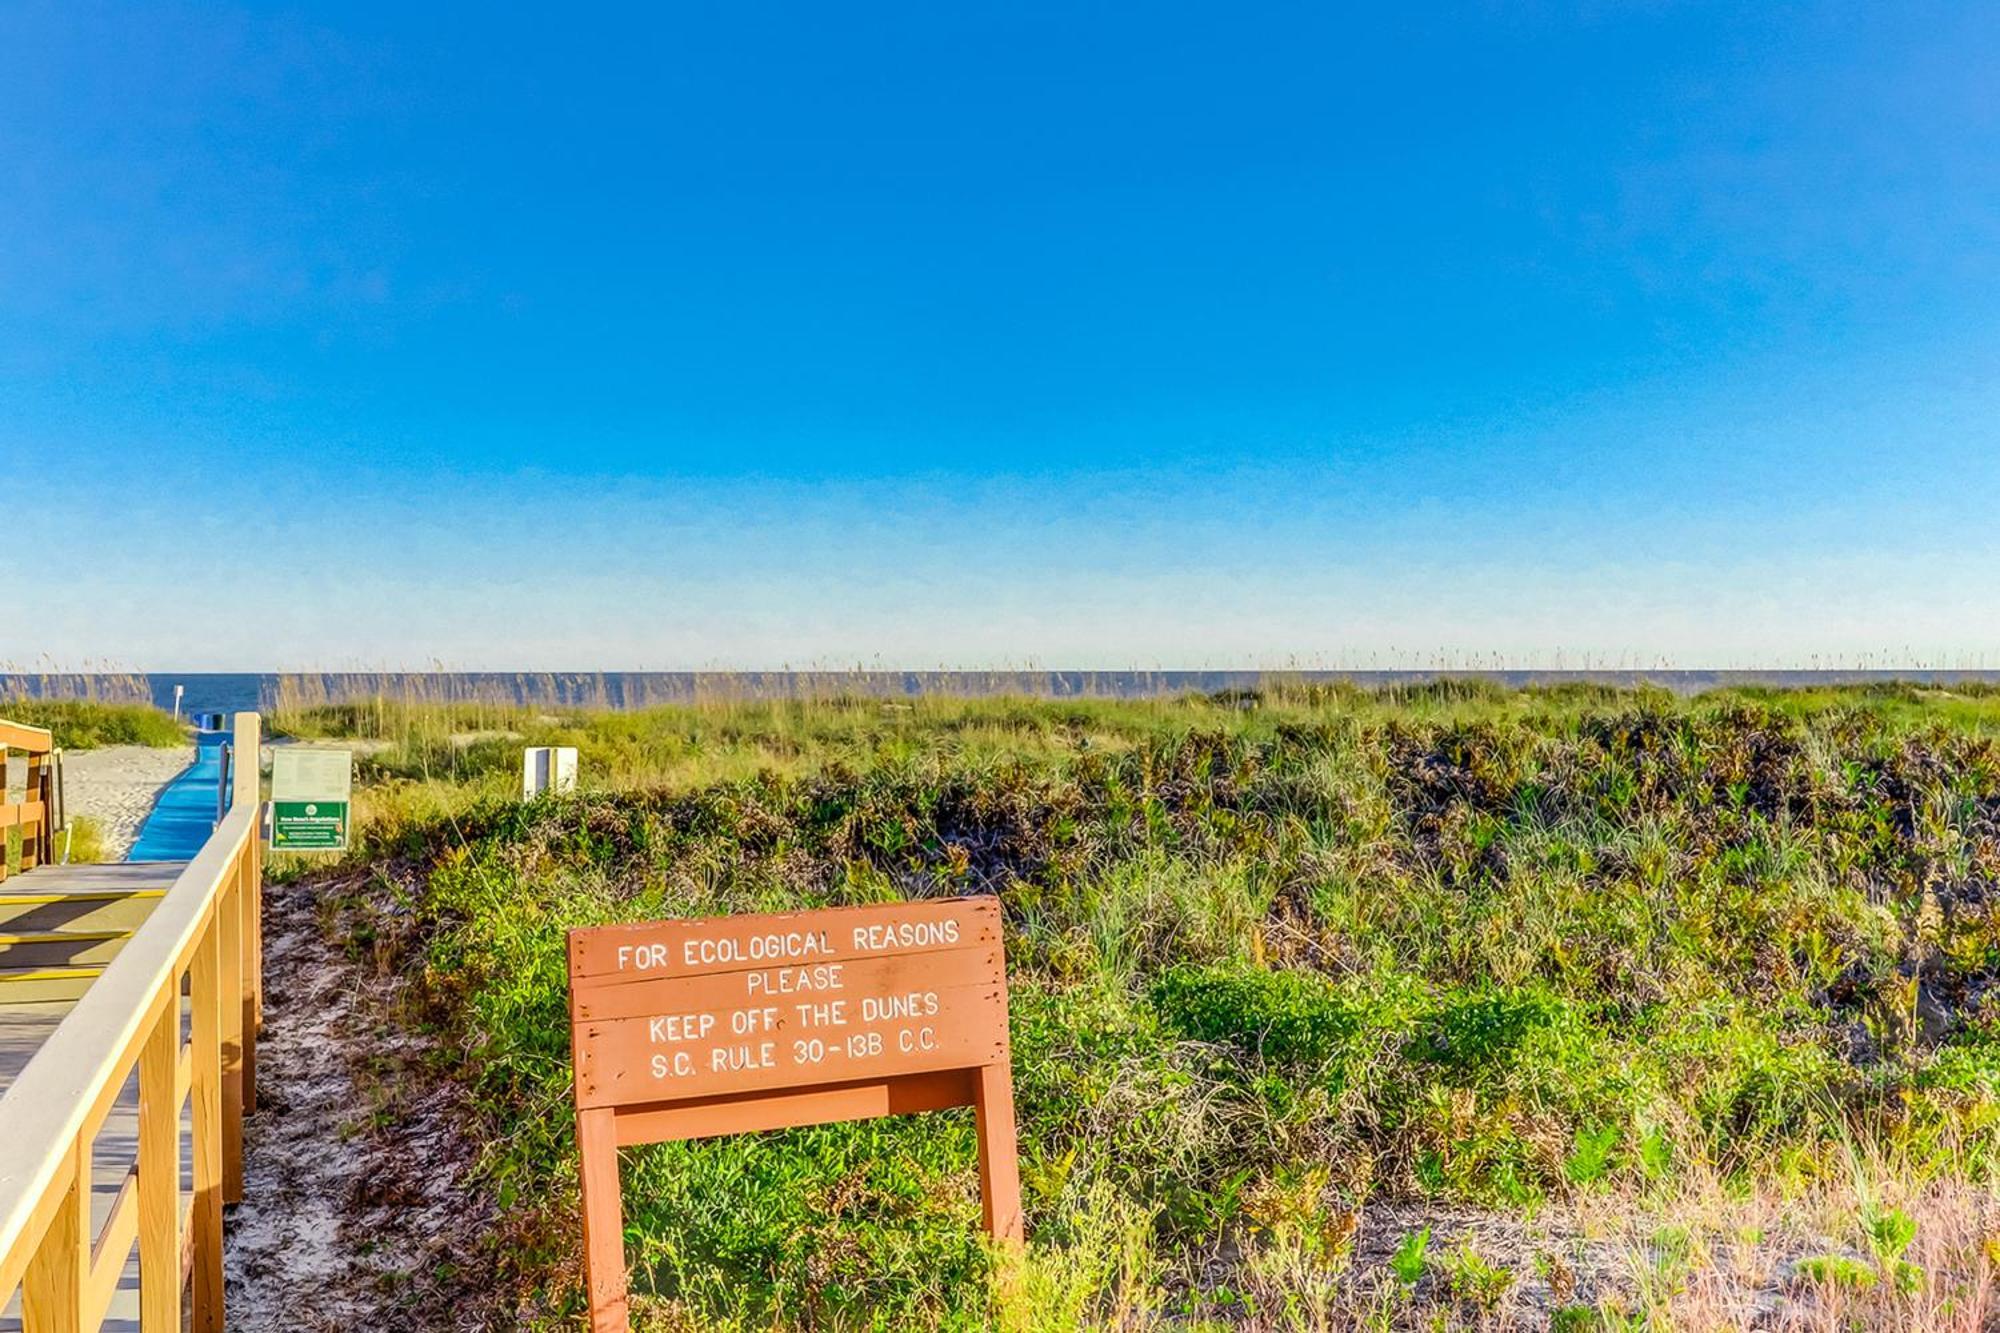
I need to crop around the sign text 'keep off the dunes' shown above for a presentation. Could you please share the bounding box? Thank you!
[569,898,1008,1109]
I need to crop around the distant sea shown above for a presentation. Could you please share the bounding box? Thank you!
[5,670,2000,718]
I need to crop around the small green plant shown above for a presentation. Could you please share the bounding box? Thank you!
[1796,1205,1924,1295]
[1389,1227,1431,1288]
[1564,1123,1619,1188]
[1795,1254,1879,1290]
[1441,1243,1513,1314]
[1636,1125,1672,1181]
[1863,1205,1925,1293]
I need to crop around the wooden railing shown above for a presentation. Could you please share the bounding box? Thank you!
[0,720,55,878]
[0,713,263,1331]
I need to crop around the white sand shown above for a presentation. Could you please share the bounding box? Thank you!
[56,745,196,860]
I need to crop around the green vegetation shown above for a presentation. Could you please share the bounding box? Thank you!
[59,814,108,864]
[0,699,185,749]
[302,683,2000,1328]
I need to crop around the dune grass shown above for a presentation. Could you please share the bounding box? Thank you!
[58,814,108,865]
[300,683,2000,1328]
[0,698,185,750]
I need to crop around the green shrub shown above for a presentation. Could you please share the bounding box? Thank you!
[1410,988,1569,1077]
[1151,963,1365,1072]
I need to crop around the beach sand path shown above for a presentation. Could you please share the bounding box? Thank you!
[59,744,197,860]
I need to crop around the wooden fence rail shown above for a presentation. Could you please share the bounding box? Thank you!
[0,712,262,1332]
[0,720,56,879]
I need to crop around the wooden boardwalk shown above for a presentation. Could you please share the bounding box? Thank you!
[0,864,192,1333]
[3,712,263,1332]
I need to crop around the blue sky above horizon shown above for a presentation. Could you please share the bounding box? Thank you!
[5,2,1999,671]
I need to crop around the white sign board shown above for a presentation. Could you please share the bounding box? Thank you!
[524,746,579,798]
[271,747,354,851]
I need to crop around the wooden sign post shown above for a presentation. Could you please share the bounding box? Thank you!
[566,897,1022,1332]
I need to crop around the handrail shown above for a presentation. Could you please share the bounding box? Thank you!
[0,711,262,1331]
[0,721,53,753]
[1,719,56,878]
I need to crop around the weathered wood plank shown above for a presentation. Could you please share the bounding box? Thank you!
[218,875,243,1206]
[137,1004,178,1332]
[188,917,222,1333]
[20,1145,82,1332]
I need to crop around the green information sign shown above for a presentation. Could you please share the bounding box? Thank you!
[271,800,349,850]
[271,748,353,852]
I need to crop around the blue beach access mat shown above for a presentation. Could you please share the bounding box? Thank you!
[125,729,230,862]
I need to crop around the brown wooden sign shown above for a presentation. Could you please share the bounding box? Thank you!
[567,897,1022,1331]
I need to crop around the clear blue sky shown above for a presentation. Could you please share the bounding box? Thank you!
[5,2,1998,671]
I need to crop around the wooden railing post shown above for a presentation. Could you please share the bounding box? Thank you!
[189,917,224,1333]
[40,750,53,868]
[232,712,263,1114]
[36,749,50,869]
[231,712,260,812]
[137,999,179,1331]
[21,751,43,871]
[219,869,245,1205]
[21,1148,84,1332]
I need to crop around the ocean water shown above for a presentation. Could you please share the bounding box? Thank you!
[0,673,265,717]
[4,669,2000,717]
